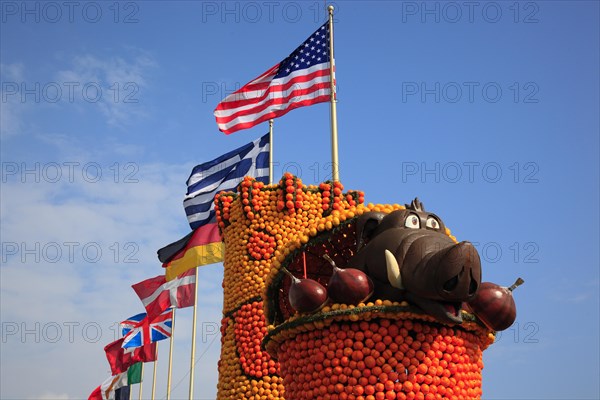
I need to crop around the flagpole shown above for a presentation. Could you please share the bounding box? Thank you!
[188,267,200,400]
[151,344,158,400]
[328,5,340,182]
[166,308,176,400]
[138,363,144,400]
[268,119,274,185]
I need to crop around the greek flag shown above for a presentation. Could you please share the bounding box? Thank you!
[184,133,270,229]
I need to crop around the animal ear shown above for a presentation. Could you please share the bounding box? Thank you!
[356,212,386,251]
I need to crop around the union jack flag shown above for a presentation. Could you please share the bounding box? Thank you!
[121,313,146,337]
[121,309,172,349]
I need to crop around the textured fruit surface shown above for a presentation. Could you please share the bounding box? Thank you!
[328,267,374,304]
[274,316,490,400]
[233,301,279,378]
[468,282,517,331]
[288,278,328,313]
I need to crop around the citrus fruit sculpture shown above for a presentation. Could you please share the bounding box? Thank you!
[215,173,518,400]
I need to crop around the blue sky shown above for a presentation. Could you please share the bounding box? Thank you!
[1,1,598,399]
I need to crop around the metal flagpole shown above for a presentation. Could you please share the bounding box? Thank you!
[328,5,340,182]
[166,308,176,400]
[151,344,158,400]
[188,267,200,400]
[138,363,144,400]
[269,119,274,185]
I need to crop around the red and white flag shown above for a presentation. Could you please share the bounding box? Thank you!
[214,22,332,134]
[132,269,195,320]
[104,338,156,375]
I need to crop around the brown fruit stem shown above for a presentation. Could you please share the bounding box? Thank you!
[323,253,341,272]
[281,267,300,284]
[508,277,524,292]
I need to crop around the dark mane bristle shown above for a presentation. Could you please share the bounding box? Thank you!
[405,198,425,212]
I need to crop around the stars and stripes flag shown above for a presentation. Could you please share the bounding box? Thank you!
[132,268,196,316]
[121,309,173,349]
[214,22,332,134]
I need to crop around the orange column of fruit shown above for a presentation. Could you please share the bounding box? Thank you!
[215,174,365,399]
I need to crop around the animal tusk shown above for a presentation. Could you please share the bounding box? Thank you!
[385,249,403,289]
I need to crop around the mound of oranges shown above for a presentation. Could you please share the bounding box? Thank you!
[262,301,494,400]
[273,315,491,400]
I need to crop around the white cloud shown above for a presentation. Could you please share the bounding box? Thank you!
[55,51,156,128]
[1,135,224,398]
[1,63,25,81]
[1,63,26,138]
[35,133,95,160]
[1,51,157,140]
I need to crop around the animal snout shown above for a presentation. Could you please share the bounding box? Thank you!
[438,241,481,300]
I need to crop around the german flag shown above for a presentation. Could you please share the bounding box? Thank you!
[158,222,223,281]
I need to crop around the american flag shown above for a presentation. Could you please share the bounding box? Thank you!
[214,22,332,134]
[121,309,172,349]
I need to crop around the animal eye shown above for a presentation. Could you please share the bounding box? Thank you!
[404,214,420,229]
[426,217,440,230]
